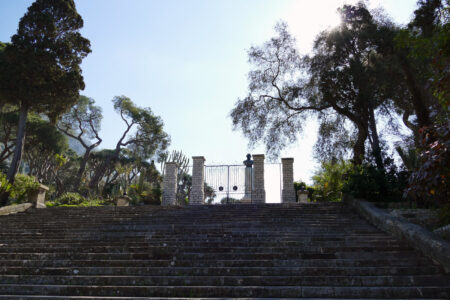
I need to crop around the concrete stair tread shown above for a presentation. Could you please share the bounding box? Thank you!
[0,203,447,298]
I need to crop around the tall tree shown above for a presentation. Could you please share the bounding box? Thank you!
[0,0,90,205]
[57,96,102,191]
[231,3,396,167]
[386,0,447,130]
[88,96,170,192]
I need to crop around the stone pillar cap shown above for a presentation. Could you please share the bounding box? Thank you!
[192,156,206,161]
[38,184,49,191]
[252,154,265,159]
[281,157,294,162]
[165,162,179,167]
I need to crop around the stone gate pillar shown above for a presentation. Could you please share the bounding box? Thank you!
[162,162,178,206]
[281,158,296,203]
[252,154,265,204]
[190,156,205,205]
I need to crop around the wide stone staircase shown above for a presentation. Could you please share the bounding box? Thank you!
[0,203,448,299]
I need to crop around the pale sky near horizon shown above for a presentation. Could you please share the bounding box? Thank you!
[1,0,418,196]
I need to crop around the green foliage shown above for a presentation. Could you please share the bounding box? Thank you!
[88,96,170,192]
[112,96,170,159]
[0,0,91,118]
[127,183,161,205]
[8,174,40,204]
[343,159,409,202]
[0,172,11,195]
[406,124,450,207]
[57,95,103,191]
[47,192,109,207]
[231,3,399,165]
[0,0,91,195]
[54,192,86,205]
[312,160,353,202]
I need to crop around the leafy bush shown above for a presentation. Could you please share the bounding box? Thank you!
[47,192,110,207]
[0,172,11,195]
[343,159,409,203]
[128,183,161,205]
[312,160,353,202]
[54,192,86,205]
[8,174,40,205]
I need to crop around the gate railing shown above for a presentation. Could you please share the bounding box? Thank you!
[162,154,295,206]
[204,164,251,204]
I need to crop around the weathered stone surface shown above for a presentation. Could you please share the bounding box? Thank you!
[297,190,309,203]
[252,154,265,204]
[162,162,178,206]
[28,184,49,208]
[0,203,448,298]
[0,203,33,216]
[190,156,205,205]
[116,195,130,206]
[344,194,450,272]
[281,158,296,203]
[388,208,440,230]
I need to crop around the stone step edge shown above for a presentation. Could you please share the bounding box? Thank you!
[0,297,426,300]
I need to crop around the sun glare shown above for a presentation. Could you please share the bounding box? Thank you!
[283,0,355,53]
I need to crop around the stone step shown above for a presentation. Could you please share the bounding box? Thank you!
[0,284,448,298]
[0,245,413,254]
[0,203,447,298]
[1,274,449,287]
[0,266,443,276]
[0,258,432,268]
[0,250,426,261]
[0,239,404,247]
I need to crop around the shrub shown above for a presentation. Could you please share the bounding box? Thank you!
[54,192,86,205]
[128,183,161,205]
[0,173,11,196]
[342,159,409,203]
[312,160,353,202]
[8,174,40,205]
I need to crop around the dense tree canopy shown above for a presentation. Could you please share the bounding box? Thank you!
[0,0,91,203]
[231,1,447,167]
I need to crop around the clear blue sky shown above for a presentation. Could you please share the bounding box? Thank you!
[1,0,418,187]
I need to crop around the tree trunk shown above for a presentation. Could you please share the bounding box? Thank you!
[399,56,432,128]
[0,104,28,206]
[353,123,368,165]
[74,148,92,191]
[368,103,384,170]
